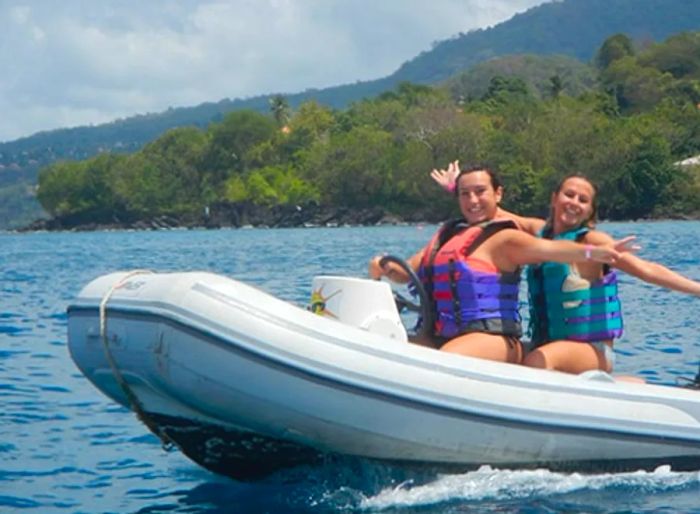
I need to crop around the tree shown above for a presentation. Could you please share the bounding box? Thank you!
[37,153,125,221]
[595,33,635,71]
[549,74,564,98]
[108,128,209,217]
[475,76,539,131]
[378,81,441,107]
[601,133,675,219]
[203,110,277,181]
[269,95,291,127]
[601,57,673,113]
[482,76,530,102]
[638,32,700,79]
[245,165,319,206]
[301,126,397,207]
[397,103,461,160]
[283,101,336,160]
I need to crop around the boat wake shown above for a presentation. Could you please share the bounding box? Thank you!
[354,465,700,511]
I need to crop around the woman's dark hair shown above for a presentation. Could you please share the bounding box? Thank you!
[454,164,502,196]
[542,173,599,237]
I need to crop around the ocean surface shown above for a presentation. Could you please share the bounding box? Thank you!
[2,221,700,514]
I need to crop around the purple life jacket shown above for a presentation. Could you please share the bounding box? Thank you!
[419,219,522,339]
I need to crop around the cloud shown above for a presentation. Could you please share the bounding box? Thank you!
[0,0,546,142]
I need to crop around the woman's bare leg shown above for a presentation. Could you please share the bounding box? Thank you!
[440,332,522,364]
[522,340,609,373]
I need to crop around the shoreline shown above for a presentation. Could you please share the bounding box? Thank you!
[11,201,700,234]
[14,202,437,233]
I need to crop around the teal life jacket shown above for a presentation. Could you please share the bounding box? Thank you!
[526,226,623,345]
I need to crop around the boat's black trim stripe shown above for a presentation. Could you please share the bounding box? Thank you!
[68,306,700,451]
[152,412,700,479]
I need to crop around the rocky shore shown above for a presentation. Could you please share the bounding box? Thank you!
[21,200,698,233]
[20,201,442,232]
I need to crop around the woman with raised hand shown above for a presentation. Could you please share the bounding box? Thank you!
[431,162,700,374]
[369,165,633,364]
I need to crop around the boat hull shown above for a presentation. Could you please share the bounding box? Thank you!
[67,272,700,480]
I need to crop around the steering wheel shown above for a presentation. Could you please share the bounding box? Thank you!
[378,255,433,340]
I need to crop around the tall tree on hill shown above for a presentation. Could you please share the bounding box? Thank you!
[549,74,564,98]
[203,110,277,181]
[269,95,291,128]
[638,32,700,79]
[595,33,635,70]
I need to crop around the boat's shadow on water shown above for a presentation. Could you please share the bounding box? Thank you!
[129,457,450,513]
[129,459,700,514]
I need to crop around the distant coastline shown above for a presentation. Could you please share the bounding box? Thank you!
[17,201,441,232]
[16,200,700,233]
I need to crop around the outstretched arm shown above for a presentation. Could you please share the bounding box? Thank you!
[586,231,700,296]
[495,207,546,235]
[495,229,634,269]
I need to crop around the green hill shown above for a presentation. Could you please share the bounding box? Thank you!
[2,0,700,228]
[393,0,700,84]
[444,54,598,101]
[31,31,700,228]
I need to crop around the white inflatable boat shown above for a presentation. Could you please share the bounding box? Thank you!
[67,269,700,480]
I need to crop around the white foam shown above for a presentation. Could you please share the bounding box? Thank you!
[359,465,700,511]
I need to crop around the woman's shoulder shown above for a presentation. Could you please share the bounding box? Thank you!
[524,217,547,234]
[581,228,614,245]
[494,208,545,235]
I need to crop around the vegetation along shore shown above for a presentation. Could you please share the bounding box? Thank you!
[21,32,700,231]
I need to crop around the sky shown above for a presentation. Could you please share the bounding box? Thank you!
[0,0,548,143]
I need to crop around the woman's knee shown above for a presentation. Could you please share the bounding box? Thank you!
[522,349,549,369]
[440,335,520,363]
[524,342,608,374]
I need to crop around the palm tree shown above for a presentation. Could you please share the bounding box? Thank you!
[549,74,564,99]
[269,95,291,128]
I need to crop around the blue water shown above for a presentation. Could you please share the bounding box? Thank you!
[2,222,700,513]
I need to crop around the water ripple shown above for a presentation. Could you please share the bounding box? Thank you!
[3,223,700,513]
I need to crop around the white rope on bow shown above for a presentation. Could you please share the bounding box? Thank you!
[99,269,176,450]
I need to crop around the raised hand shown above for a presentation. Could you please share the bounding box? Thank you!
[430,160,459,192]
[587,236,639,264]
[613,235,641,254]
[587,245,621,264]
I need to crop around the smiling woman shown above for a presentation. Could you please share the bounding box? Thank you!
[522,174,700,375]
[369,165,631,364]
[430,165,700,376]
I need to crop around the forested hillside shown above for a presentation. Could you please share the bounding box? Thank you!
[34,32,700,229]
[3,0,700,228]
[394,0,700,83]
[444,54,597,101]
